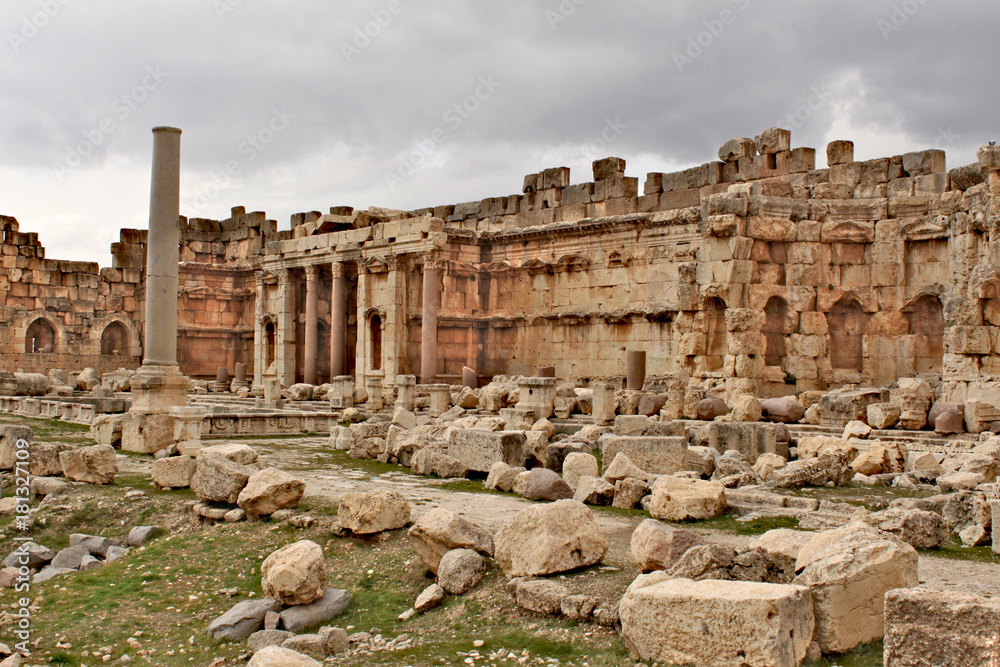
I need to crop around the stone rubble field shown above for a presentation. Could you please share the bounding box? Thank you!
[2,373,1000,666]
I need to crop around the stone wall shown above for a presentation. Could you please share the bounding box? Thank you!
[4,130,1000,400]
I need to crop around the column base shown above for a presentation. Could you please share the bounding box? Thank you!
[122,365,191,453]
[129,365,190,413]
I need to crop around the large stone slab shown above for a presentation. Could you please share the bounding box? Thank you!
[794,522,918,653]
[884,587,1000,666]
[647,477,726,521]
[407,508,494,574]
[600,435,687,475]
[261,540,327,606]
[493,499,608,577]
[59,445,117,485]
[207,599,281,640]
[619,575,814,666]
[278,588,352,633]
[446,429,525,473]
[337,489,410,534]
[707,422,786,460]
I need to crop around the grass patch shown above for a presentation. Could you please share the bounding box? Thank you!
[921,535,999,563]
[805,640,883,666]
[697,512,806,536]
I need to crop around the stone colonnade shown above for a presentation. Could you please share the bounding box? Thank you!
[256,255,440,389]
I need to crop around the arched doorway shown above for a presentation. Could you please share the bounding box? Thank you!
[25,318,56,354]
[100,321,130,356]
[704,297,727,373]
[763,296,788,368]
[826,298,867,371]
[905,295,944,375]
[369,313,383,371]
[263,321,276,369]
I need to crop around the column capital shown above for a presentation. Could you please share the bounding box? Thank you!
[331,260,345,278]
[254,270,265,287]
[278,268,292,286]
[305,265,319,282]
[420,253,442,270]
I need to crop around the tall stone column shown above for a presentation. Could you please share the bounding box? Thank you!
[252,271,265,387]
[124,127,197,454]
[330,261,347,377]
[143,127,182,368]
[303,265,319,385]
[277,268,296,386]
[421,259,439,384]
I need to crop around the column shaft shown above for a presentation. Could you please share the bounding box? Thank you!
[143,127,182,366]
[330,262,347,377]
[304,266,319,385]
[421,263,439,384]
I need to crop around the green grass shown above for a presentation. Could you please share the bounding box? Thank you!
[921,535,999,563]
[805,641,883,667]
[697,512,806,536]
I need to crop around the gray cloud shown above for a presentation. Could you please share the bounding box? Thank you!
[1,0,997,263]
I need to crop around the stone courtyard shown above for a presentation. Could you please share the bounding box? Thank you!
[2,128,1000,666]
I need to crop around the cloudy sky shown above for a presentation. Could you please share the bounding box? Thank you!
[2,0,995,266]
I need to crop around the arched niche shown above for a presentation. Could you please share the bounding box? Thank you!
[25,318,57,354]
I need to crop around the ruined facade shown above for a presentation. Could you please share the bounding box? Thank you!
[3,129,1000,403]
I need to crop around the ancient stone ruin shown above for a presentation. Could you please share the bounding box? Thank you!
[4,127,1000,666]
[2,128,999,404]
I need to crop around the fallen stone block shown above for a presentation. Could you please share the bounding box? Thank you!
[794,522,918,653]
[884,587,1000,666]
[647,477,726,521]
[446,429,525,473]
[619,575,814,666]
[601,435,687,475]
[494,499,607,577]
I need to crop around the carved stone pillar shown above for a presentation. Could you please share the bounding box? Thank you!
[421,258,439,384]
[304,265,319,385]
[330,261,347,377]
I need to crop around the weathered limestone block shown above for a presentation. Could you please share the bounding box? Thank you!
[191,447,259,503]
[90,414,123,447]
[485,461,525,492]
[759,397,805,423]
[238,468,306,517]
[817,388,890,426]
[522,468,573,501]
[261,540,326,606]
[754,128,791,155]
[718,137,756,163]
[59,445,117,485]
[151,455,195,488]
[408,507,494,574]
[730,394,762,422]
[493,500,608,577]
[884,587,1000,667]
[863,508,949,549]
[965,398,1000,433]
[827,140,854,165]
[601,451,655,483]
[751,529,816,562]
[562,452,599,491]
[613,478,651,509]
[572,475,615,505]
[707,422,784,460]
[337,489,410,534]
[446,429,525,473]
[515,579,570,615]
[602,431,687,472]
[794,522,918,653]
[867,403,900,429]
[647,477,726,521]
[630,519,709,572]
[619,575,814,667]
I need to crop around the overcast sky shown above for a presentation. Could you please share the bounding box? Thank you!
[2,0,995,267]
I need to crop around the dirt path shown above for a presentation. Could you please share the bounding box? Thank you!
[124,435,1000,597]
